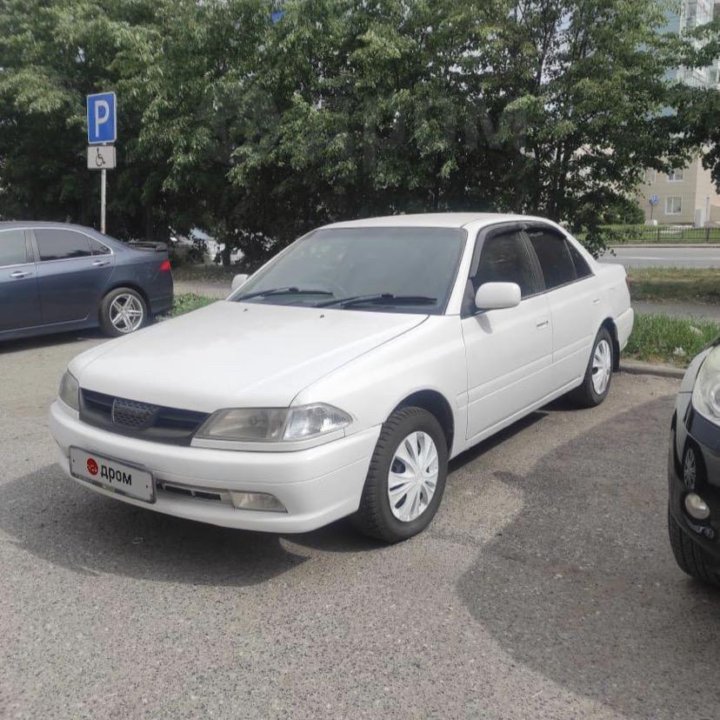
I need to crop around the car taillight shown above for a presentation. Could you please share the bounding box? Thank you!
[159,259,171,272]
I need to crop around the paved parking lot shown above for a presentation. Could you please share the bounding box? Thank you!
[2,331,719,720]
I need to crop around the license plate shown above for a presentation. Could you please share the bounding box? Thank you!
[69,447,155,503]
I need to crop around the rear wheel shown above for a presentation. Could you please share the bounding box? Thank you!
[668,509,719,586]
[569,327,613,408]
[352,407,448,543]
[99,287,148,337]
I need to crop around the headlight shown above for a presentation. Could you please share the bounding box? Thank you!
[195,403,352,443]
[692,346,720,425]
[58,371,80,411]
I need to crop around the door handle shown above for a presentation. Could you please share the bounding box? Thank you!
[91,260,110,267]
[592,298,601,305]
[536,319,549,329]
[10,270,31,279]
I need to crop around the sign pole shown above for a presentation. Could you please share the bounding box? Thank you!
[648,194,659,223]
[87,91,117,235]
[101,167,107,235]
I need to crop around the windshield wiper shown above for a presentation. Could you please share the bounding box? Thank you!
[317,293,437,308]
[234,286,334,302]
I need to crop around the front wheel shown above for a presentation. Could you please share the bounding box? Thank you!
[569,326,613,408]
[352,407,448,543]
[99,287,148,337]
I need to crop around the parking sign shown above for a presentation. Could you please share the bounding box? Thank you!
[87,92,117,145]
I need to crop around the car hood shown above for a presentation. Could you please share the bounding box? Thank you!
[71,301,427,411]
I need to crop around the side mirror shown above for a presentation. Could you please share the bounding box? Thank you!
[474,282,521,311]
[231,273,249,291]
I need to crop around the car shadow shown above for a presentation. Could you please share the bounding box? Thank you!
[0,328,106,354]
[286,520,387,553]
[0,464,310,586]
[448,394,600,475]
[456,394,720,719]
[449,410,550,473]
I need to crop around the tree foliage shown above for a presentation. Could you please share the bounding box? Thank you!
[0,0,718,258]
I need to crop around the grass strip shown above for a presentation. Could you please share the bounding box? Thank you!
[172,265,237,282]
[627,267,720,304]
[624,314,719,367]
[170,293,217,317]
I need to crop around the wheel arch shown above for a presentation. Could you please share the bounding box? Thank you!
[392,390,455,454]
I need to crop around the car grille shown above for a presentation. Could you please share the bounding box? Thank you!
[111,398,160,429]
[80,389,210,446]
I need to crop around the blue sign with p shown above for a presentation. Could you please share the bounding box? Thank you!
[87,92,117,144]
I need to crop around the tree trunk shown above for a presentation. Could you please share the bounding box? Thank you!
[221,243,232,267]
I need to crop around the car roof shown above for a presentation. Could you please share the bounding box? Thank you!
[0,221,101,233]
[322,213,553,230]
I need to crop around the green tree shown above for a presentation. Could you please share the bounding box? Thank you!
[1,0,719,259]
[0,0,171,238]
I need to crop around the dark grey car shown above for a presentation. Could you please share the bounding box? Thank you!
[668,339,720,585]
[0,222,173,342]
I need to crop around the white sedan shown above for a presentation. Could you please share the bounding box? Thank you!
[49,213,633,542]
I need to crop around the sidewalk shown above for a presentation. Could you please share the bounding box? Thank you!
[174,279,229,299]
[634,300,720,322]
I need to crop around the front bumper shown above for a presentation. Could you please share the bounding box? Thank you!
[669,394,720,564]
[49,401,380,533]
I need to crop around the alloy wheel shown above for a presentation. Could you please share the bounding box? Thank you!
[109,293,144,333]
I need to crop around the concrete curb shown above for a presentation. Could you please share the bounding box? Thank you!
[620,359,685,379]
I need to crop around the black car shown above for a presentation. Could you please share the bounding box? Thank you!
[0,222,173,341]
[668,338,720,585]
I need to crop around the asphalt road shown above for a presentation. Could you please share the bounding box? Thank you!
[600,245,720,268]
[2,332,720,720]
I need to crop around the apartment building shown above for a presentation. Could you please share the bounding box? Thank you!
[638,160,720,225]
[636,0,720,225]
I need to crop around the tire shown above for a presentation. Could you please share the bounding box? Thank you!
[99,287,148,337]
[569,326,614,408]
[352,407,448,543]
[668,508,720,586]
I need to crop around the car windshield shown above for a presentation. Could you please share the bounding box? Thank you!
[232,227,466,314]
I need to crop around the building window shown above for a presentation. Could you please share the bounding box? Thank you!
[665,196,682,215]
[667,169,684,182]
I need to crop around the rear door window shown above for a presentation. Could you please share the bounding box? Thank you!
[35,229,92,261]
[525,228,577,290]
[0,229,30,267]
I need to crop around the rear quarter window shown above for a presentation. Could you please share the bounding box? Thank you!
[88,237,111,255]
[567,241,593,278]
